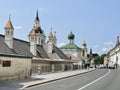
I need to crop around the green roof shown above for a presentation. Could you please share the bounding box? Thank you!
[60,43,81,49]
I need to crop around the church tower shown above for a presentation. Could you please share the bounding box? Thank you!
[89,48,93,59]
[29,27,37,56]
[4,15,14,49]
[116,36,119,46]
[48,30,54,43]
[29,10,46,56]
[81,41,87,58]
[48,29,57,53]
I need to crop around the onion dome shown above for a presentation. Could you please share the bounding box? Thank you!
[68,32,75,39]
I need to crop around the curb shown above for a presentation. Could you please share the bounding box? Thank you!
[21,69,95,89]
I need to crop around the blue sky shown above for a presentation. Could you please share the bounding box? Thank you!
[0,0,120,55]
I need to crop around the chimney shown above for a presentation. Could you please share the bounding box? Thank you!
[29,27,37,56]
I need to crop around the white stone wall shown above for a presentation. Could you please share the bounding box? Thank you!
[0,56,31,80]
[110,45,120,66]
[61,49,79,57]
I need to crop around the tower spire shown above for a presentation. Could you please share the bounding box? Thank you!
[48,28,53,41]
[53,31,57,45]
[116,35,119,46]
[36,10,39,21]
[5,14,14,30]
[34,10,40,26]
[4,15,14,49]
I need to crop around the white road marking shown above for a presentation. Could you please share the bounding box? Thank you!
[77,70,110,90]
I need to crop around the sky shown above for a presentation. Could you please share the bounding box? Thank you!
[0,0,120,55]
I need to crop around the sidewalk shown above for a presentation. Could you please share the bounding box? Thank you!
[20,68,95,89]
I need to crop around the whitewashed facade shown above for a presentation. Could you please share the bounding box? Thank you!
[109,36,120,67]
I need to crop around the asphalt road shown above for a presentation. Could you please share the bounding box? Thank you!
[25,69,119,90]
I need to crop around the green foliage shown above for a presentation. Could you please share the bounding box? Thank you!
[94,54,107,65]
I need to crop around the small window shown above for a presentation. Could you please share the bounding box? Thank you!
[2,61,11,67]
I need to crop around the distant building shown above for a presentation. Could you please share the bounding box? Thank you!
[87,48,99,60]
[0,11,74,80]
[109,35,120,67]
[60,31,89,68]
[104,55,109,68]
[87,48,99,67]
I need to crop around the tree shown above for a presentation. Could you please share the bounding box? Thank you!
[94,56,101,65]
[94,54,107,65]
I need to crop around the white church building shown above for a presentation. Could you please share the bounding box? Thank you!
[109,36,120,67]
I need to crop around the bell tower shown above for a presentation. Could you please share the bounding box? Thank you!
[4,15,14,49]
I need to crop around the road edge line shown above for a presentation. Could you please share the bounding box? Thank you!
[77,69,110,90]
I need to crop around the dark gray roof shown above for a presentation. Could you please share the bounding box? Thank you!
[0,34,69,60]
[43,43,70,60]
[0,35,16,55]
[36,45,49,58]
[0,34,33,58]
[53,45,70,60]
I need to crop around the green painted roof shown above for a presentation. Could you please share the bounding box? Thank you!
[60,43,81,50]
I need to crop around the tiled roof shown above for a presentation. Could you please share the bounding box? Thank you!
[60,43,81,49]
[43,43,70,60]
[0,35,16,54]
[0,34,69,60]
[13,38,33,57]
[0,34,32,58]
[53,45,69,60]
[36,45,49,58]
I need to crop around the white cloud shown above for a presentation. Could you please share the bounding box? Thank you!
[93,45,98,48]
[14,26,22,30]
[102,48,109,52]
[57,43,66,47]
[104,41,114,46]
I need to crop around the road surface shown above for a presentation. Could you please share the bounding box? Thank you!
[26,69,120,90]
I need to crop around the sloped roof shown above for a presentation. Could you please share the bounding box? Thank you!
[0,34,69,60]
[66,54,80,60]
[4,18,14,30]
[36,45,49,58]
[60,43,81,50]
[29,27,36,36]
[48,31,53,39]
[43,43,70,60]
[0,34,32,58]
[53,45,69,60]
